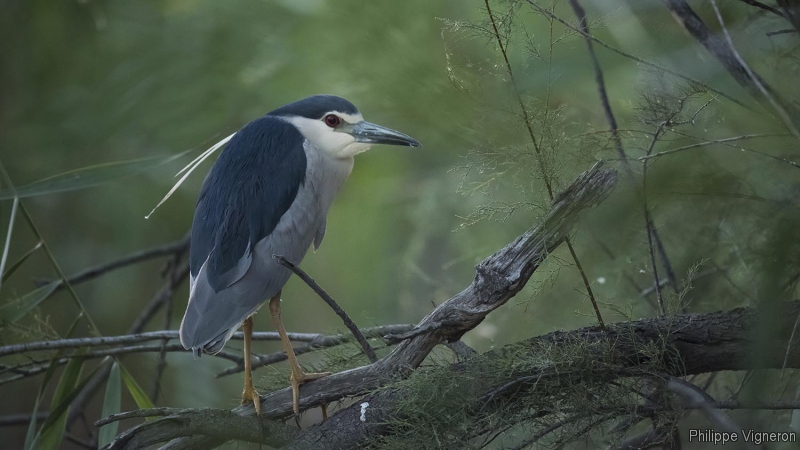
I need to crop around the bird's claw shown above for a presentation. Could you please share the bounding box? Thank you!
[290,371,331,415]
[242,384,262,415]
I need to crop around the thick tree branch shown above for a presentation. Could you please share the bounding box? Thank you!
[102,164,800,449]
[105,164,618,450]
[286,300,800,450]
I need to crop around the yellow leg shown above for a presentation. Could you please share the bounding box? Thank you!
[240,316,262,414]
[269,292,330,415]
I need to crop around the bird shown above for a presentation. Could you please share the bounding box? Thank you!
[179,94,420,415]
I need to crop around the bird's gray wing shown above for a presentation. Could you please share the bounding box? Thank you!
[180,116,307,353]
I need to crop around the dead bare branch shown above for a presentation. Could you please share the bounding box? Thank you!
[105,163,618,450]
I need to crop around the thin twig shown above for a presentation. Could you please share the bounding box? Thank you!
[0,344,241,385]
[738,0,787,17]
[46,235,190,290]
[767,28,798,36]
[564,239,606,329]
[567,32,680,321]
[666,376,744,437]
[643,124,668,314]
[484,0,550,195]
[638,133,787,160]
[67,257,190,429]
[0,158,106,336]
[0,329,342,358]
[152,252,184,401]
[666,0,800,140]
[95,408,186,427]
[215,324,414,377]
[710,0,800,142]
[639,267,720,298]
[127,261,190,334]
[664,129,800,168]
[485,0,606,331]
[273,255,378,363]
[0,159,110,442]
[526,0,748,108]
[651,227,678,300]
[17,202,103,335]
[782,309,800,378]
[0,412,49,427]
[567,0,628,165]
[510,415,586,450]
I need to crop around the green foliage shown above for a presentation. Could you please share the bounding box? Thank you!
[22,317,84,450]
[369,331,682,449]
[0,152,189,200]
[0,280,59,324]
[121,363,155,410]
[1,241,42,283]
[39,357,85,450]
[98,360,122,448]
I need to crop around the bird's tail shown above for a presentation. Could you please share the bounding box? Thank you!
[180,306,239,358]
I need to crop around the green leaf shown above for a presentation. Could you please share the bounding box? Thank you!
[0,151,189,200]
[0,197,19,292]
[24,364,58,450]
[2,241,42,283]
[23,316,85,450]
[98,361,122,447]
[35,357,106,449]
[39,357,85,450]
[23,396,41,450]
[121,364,155,410]
[0,280,60,323]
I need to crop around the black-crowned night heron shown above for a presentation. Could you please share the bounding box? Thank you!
[179,95,420,415]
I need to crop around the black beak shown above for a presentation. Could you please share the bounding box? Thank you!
[349,121,421,147]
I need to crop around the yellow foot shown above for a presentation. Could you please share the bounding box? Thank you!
[242,384,262,415]
[290,371,331,415]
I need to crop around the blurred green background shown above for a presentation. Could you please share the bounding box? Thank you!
[2,0,799,448]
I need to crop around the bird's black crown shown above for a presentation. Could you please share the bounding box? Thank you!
[267,95,359,120]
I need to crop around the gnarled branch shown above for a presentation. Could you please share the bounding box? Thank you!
[105,163,618,450]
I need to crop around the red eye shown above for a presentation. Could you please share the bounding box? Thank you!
[324,114,341,127]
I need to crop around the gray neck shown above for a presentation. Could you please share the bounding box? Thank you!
[303,140,354,215]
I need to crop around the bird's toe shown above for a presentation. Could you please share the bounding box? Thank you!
[241,385,262,415]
